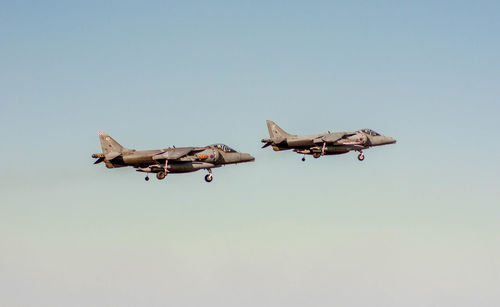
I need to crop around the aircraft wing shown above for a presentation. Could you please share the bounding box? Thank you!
[313,132,354,144]
[152,147,204,161]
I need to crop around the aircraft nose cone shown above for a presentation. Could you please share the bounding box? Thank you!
[240,153,255,162]
[370,135,396,146]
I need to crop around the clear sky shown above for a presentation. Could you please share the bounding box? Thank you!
[1,1,499,306]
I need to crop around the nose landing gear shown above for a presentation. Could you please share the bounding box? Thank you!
[204,169,213,182]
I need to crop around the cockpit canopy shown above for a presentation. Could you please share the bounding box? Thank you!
[361,129,380,136]
[211,143,237,152]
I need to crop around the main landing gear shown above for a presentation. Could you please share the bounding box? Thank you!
[144,171,167,181]
[204,169,213,183]
[156,171,167,180]
[357,152,365,161]
[302,152,321,161]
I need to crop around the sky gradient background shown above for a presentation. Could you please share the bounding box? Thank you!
[1,1,499,306]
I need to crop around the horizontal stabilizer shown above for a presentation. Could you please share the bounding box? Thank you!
[93,157,105,164]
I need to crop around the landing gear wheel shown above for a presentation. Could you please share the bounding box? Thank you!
[156,171,166,180]
[358,153,365,161]
[204,174,213,183]
[312,152,321,159]
[145,176,150,181]
[302,157,306,162]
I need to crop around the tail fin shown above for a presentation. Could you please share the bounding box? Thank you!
[266,120,295,139]
[98,131,125,154]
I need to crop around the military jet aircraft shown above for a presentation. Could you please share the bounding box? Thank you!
[261,120,396,161]
[92,132,255,182]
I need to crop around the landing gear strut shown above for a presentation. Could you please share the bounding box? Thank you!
[205,169,213,183]
[357,152,365,161]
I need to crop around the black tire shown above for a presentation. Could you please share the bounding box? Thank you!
[358,153,365,161]
[156,171,166,180]
[204,174,213,182]
[145,177,150,181]
[302,157,306,162]
[312,152,321,159]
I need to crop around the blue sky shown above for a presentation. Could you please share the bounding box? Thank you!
[1,1,499,306]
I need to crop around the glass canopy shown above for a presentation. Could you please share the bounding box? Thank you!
[211,144,237,152]
[361,129,380,136]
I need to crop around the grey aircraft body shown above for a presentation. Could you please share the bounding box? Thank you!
[92,132,255,182]
[261,120,396,161]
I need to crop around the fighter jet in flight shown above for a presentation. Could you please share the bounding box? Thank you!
[92,132,255,182]
[261,120,396,161]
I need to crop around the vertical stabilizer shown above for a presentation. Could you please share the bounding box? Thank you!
[98,132,124,154]
[266,120,294,139]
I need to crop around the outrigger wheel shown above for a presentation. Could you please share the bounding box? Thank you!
[358,153,365,161]
[156,171,167,180]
